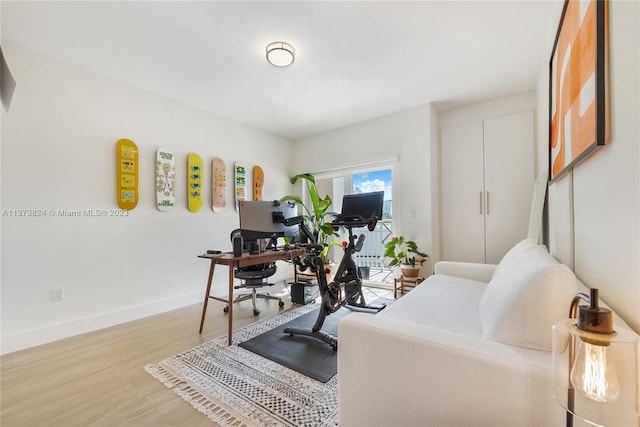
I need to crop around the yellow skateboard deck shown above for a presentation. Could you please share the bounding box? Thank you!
[253,165,264,201]
[234,162,246,211]
[155,148,176,211]
[116,139,138,210]
[212,157,226,213]
[187,153,203,213]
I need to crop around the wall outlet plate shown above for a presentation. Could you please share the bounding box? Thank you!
[51,288,64,302]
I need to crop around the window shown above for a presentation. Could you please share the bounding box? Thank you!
[352,169,392,220]
[316,166,394,287]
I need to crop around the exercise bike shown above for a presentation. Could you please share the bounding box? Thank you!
[283,209,386,350]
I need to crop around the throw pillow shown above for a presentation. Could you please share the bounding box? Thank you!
[492,238,541,279]
[479,247,577,351]
[499,238,539,264]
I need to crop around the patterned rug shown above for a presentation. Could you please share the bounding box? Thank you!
[145,302,339,427]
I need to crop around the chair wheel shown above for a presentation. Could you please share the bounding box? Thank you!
[223,306,229,313]
[253,309,260,316]
[278,300,285,308]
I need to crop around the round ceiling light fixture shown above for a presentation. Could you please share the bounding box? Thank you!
[266,41,295,67]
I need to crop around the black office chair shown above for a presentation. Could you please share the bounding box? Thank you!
[224,230,285,316]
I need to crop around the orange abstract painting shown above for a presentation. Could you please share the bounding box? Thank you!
[549,0,607,182]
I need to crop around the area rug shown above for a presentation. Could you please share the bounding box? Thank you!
[145,302,339,427]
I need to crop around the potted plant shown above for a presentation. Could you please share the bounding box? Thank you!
[280,173,341,264]
[383,236,428,278]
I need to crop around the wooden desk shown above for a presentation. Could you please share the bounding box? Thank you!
[198,247,304,345]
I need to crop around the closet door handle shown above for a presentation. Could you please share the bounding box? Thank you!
[480,192,483,215]
[486,191,490,215]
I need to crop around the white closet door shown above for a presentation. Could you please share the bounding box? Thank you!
[483,111,535,264]
[441,121,485,263]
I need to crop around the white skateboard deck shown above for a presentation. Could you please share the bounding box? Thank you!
[156,147,176,211]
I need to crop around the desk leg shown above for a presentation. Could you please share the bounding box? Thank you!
[199,261,216,333]
[227,265,234,345]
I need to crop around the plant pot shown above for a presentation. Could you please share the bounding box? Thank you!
[400,265,420,278]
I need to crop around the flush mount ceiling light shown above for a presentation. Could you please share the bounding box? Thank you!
[266,41,295,67]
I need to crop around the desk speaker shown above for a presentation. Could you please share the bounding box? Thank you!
[233,235,243,257]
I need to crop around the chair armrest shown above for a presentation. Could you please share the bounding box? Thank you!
[337,313,563,427]
[434,261,496,282]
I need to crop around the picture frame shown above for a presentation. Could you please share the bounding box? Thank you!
[549,0,608,183]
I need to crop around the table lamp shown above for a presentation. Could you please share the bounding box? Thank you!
[552,288,639,427]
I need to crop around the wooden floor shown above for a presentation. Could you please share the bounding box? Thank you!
[0,284,297,427]
[1,284,393,427]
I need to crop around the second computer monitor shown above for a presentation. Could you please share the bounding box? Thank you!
[238,200,298,242]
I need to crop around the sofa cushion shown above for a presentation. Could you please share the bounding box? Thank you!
[380,274,487,337]
[479,246,577,351]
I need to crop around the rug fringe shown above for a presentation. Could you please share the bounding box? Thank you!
[144,364,184,388]
[145,363,249,427]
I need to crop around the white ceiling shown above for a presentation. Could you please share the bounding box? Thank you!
[1,1,556,140]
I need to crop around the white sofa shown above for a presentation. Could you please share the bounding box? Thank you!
[337,239,635,426]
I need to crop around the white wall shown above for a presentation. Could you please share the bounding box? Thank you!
[292,105,435,273]
[0,41,294,353]
[438,91,537,131]
[539,0,640,333]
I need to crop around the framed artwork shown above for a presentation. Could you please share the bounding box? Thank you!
[549,0,608,183]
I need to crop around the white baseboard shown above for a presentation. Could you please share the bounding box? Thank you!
[0,291,203,355]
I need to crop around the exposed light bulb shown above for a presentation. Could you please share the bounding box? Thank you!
[570,340,620,403]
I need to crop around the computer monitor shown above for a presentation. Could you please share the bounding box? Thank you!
[238,200,298,243]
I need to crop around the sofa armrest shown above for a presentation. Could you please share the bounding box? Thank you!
[338,313,564,427]
[434,261,496,282]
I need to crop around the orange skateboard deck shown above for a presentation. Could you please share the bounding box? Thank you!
[253,165,264,201]
[187,153,203,212]
[212,157,226,213]
[156,147,176,211]
[234,162,246,211]
[116,139,138,210]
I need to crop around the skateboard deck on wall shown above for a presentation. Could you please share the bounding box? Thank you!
[187,153,203,213]
[155,147,176,211]
[116,139,138,210]
[212,157,226,213]
[253,165,264,201]
[234,162,246,211]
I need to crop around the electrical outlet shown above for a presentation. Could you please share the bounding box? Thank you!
[51,287,64,302]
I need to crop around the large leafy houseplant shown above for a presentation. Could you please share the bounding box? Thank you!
[384,236,428,269]
[280,173,341,261]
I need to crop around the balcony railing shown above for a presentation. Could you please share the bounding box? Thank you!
[345,219,394,284]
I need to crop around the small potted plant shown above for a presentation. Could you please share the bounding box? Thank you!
[383,236,428,278]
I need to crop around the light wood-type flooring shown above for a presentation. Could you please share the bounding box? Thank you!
[1,284,393,426]
[1,284,296,427]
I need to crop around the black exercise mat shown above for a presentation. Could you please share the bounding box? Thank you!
[239,306,350,383]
